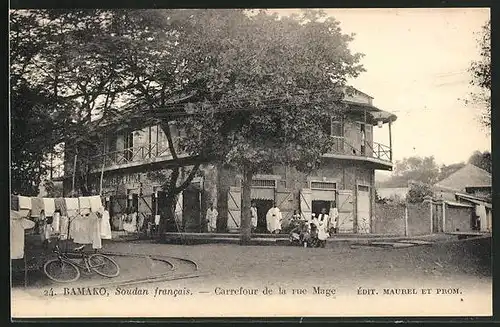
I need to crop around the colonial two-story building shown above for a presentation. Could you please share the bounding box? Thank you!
[55,88,397,234]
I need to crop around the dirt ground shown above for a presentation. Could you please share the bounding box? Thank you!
[12,235,491,287]
[11,236,492,317]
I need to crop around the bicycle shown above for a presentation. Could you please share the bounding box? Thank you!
[43,244,120,283]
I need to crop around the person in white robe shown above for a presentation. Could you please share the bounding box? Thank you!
[329,206,339,234]
[266,202,282,234]
[250,202,258,231]
[206,203,218,232]
[316,208,330,247]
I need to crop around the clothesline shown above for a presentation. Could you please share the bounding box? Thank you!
[10,194,114,287]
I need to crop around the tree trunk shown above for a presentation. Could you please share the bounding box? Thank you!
[158,194,178,235]
[240,166,253,245]
[216,163,229,233]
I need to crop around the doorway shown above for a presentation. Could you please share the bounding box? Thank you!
[356,185,371,234]
[183,186,201,232]
[312,200,331,218]
[157,191,182,232]
[253,199,273,233]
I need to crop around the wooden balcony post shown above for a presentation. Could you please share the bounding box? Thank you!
[148,126,152,159]
[388,120,393,161]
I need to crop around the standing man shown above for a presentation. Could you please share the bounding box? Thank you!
[266,202,282,234]
[329,204,339,235]
[250,201,258,232]
[317,207,330,247]
[206,202,218,233]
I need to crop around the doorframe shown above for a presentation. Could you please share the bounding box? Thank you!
[356,183,372,234]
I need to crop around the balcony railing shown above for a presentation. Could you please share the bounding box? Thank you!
[328,136,392,162]
[89,141,173,169]
[54,137,392,179]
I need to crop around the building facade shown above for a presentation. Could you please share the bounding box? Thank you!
[58,88,397,234]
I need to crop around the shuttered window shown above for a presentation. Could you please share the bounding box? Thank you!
[251,179,276,188]
[358,185,369,192]
[310,182,336,190]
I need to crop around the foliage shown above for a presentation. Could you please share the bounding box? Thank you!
[42,179,64,197]
[468,150,491,173]
[380,156,440,187]
[375,189,387,204]
[10,9,133,195]
[467,20,490,129]
[10,83,61,195]
[407,182,433,203]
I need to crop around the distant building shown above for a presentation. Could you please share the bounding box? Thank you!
[432,164,492,233]
[433,164,491,200]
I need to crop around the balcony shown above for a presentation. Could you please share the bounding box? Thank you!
[85,141,194,173]
[324,136,393,170]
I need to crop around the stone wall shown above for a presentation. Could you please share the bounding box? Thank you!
[445,204,474,232]
[372,202,406,235]
[407,202,431,236]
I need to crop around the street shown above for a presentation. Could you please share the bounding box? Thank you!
[11,236,492,317]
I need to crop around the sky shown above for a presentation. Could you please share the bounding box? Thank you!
[271,8,491,169]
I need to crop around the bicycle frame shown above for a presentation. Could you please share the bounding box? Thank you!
[53,245,95,273]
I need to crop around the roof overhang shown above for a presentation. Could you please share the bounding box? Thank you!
[455,192,492,207]
[344,101,398,124]
[444,200,475,208]
[322,153,393,171]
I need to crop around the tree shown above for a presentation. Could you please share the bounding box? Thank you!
[10,83,59,195]
[468,150,491,173]
[467,20,490,129]
[10,9,133,195]
[383,156,441,187]
[10,9,365,242]
[407,182,434,203]
[176,10,365,243]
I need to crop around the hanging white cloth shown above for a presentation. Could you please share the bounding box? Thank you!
[100,210,112,239]
[59,215,69,240]
[10,210,35,259]
[51,211,61,234]
[43,198,56,217]
[18,196,32,210]
[266,207,282,233]
[65,198,79,217]
[89,195,103,212]
[89,212,102,249]
[79,197,91,215]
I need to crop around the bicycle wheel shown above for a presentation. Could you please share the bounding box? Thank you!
[88,254,120,278]
[43,258,81,283]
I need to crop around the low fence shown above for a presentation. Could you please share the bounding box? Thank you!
[373,196,476,236]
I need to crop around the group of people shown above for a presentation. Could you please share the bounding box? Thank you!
[205,201,283,234]
[205,201,339,242]
[289,207,339,248]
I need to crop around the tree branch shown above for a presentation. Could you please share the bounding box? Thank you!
[161,121,178,160]
[175,163,201,193]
